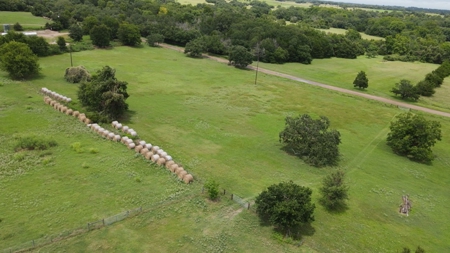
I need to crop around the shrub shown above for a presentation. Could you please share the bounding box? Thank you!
[14,136,57,151]
[64,66,91,83]
[89,148,99,154]
[204,180,219,200]
[70,142,84,153]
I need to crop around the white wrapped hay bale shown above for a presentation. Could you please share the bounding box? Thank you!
[126,139,134,144]
[115,123,122,129]
[151,146,160,152]
[156,149,164,155]
[113,135,121,142]
[145,143,152,150]
[122,126,129,132]
[127,128,134,134]
[121,136,129,144]
[127,143,135,149]
[139,141,146,146]
[164,155,172,161]
[112,121,118,127]
[107,132,115,140]
[102,130,110,137]
[151,154,160,162]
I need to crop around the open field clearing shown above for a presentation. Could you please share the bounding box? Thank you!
[317,27,384,40]
[254,56,450,113]
[0,11,48,30]
[1,46,450,252]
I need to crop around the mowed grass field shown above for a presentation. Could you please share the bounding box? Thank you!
[0,11,48,30]
[255,56,450,112]
[317,27,384,40]
[1,46,450,252]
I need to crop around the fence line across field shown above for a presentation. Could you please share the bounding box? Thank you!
[2,188,252,253]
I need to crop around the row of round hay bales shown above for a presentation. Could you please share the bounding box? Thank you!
[89,123,121,141]
[44,96,91,124]
[41,87,72,103]
[112,120,137,137]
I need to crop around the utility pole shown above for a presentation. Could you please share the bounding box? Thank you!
[254,42,261,85]
[69,44,73,67]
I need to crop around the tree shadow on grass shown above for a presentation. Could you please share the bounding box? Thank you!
[120,109,137,123]
[321,201,350,214]
[257,215,316,241]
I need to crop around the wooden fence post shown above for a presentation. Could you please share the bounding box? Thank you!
[87,223,90,230]
[102,219,105,226]
[223,189,226,195]
[248,203,250,210]
[231,194,233,200]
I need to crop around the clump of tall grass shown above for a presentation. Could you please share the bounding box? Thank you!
[14,136,57,151]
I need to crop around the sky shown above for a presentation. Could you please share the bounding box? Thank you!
[323,0,450,10]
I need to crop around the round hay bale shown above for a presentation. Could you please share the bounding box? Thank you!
[78,113,86,120]
[67,98,72,103]
[164,155,172,161]
[53,103,60,109]
[97,127,104,133]
[122,126,129,132]
[140,148,149,155]
[84,118,91,124]
[112,121,118,127]
[169,163,178,173]
[127,143,135,149]
[79,116,86,122]
[175,167,185,175]
[107,132,115,139]
[72,111,80,117]
[65,109,73,115]
[126,139,134,144]
[156,157,166,166]
[130,131,137,137]
[115,123,122,129]
[151,146,160,152]
[165,160,175,169]
[151,154,160,162]
[183,174,194,184]
[90,124,98,130]
[139,141,146,146]
[60,106,67,113]
[135,145,143,153]
[144,152,153,160]
[178,170,187,179]
[160,151,167,157]
[127,128,134,134]
[113,135,121,142]
[145,143,152,149]
[50,100,56,106]
[157,149,164,155]
[102,130,110,137]
[121,136,129,143]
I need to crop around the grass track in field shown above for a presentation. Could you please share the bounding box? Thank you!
[1,46,450,252]
[317,27,384,40]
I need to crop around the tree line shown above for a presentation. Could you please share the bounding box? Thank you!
[3,0,450,65]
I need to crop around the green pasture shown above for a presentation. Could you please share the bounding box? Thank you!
[1,46,450,252]
[317,27,384,40]
[255,56,450,112]
[0,11,47,30]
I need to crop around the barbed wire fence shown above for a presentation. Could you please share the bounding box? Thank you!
[2,187,255,253]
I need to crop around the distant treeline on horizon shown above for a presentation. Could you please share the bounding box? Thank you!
[286,0,450,14]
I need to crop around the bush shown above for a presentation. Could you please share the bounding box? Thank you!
[14,136,57,151]
[204,180,219,200]
[85,111,108,123]
[415,80,435,97]
[13,22,23,31]
[64,66,91,83]
[70,142,84,153]
[48,44,62,55]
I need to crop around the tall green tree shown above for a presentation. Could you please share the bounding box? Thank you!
[391,79,420,101]
[255,181,315,236]
[0,41,40,79]
[279,114,341,167]
[117,23,141,46]
[184,38,205,58]
[319,170,349,210]
[146,33,164,47]
[77,66,129,121]
[353,71,368,89]
[13,22,23,31]
[387,112,441,163]
[90,24,111,48]
[228,45,253,68]
[57,36,67,51]
[69,24,83,42]
[415,80,435,97]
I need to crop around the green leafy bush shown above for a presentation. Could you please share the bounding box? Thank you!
[14,136,57,151]
[204,180,219,200]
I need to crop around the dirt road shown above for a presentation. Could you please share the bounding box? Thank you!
[159,43,450,119]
